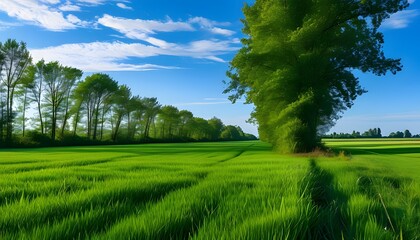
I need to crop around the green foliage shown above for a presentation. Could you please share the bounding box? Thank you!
[74,73,118,140]
[0,38,256,146]
[0,39,32,144]
[389,131,404,138]
[225,0,408,153]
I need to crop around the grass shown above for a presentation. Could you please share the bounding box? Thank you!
[0,140,419,239]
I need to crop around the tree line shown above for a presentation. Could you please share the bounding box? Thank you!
[323,128,419,139]
[0,39,256,147]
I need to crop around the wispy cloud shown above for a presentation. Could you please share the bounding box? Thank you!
[97,14,194,48]
[189,17,235,36]
[98,14,236,48]
[116,3,132,10]
[0,20,22,30]
[0,0,76,31]
[0,0,95,31]
[75,0,106,5]
[30,39,239,71]
[59,2,81,12]
[2,1,239,70]
[382,9,419,29]
[95,14,239,62]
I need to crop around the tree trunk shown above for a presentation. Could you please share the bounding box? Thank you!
[143,117,150,138]
[92,102,101,140]
[112,114,123,141]
[5,86,11,143]
[61,92,71,137]
[73,103,82,137]
[51,101,56,141]
[99,106,106,140]
[22,90,27,137]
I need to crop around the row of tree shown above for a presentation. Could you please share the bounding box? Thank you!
[0,39,256,147]
[324,128,418,139]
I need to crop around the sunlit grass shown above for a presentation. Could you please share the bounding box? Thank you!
[0,140,419,239]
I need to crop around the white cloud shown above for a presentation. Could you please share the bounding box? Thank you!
[97,14,194,47]
[98,14,194,34]
[116,3,132,10]
[188,17,229,28]
[0,0,76,31]
[75,0,106,5]
[98,15,236,46]
[30,41,160,71]
[210,27,235,36]
[408,0,415,4]
[41,0,60,4]
[66,14,89,26]
[0,20,22,30]
[30,39,239,72]
[189,17,235,36]
[0,0,92,31]
[59,2,81,11]
[382,9,419,29]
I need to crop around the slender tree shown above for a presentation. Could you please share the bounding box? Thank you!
[70,94,84,137]
[75,73,118,140]
[60,66,83,137]
[0,88,4,143]
[42,62,82,140]
[0,46,4,143]
[178,110,193,138]
[110,85,131,141]
[27,60,46,134]
[127,96,144,140]
[0,39,31,143]
[141,97,161,139]
[14,69,34,137]
[157,105,180,139]
[225,0,407,153]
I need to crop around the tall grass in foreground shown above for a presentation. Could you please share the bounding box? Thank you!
[0,140,419,239]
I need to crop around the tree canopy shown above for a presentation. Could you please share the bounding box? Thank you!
[225,0,408,153]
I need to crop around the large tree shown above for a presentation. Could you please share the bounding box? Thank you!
[225,0,407,153]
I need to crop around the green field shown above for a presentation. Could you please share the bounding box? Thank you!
[0,140,419,239]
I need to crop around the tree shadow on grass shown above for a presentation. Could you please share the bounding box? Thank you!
[300,159,349,239]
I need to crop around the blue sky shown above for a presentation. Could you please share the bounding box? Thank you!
[0,0,419,136]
